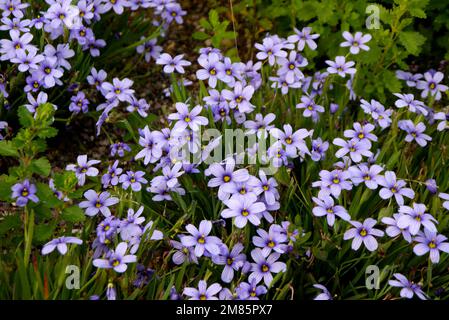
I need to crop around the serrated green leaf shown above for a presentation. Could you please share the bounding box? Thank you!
[0,215,21,236]
[0,140,19,157]
[61,206,86,223]
[192,31,209,41]
[398,31,426,55]
[381,70,402,93]
[209,9,219,27]
[17,106,34,128]
[34,222,56,243]
[30,157,51,177]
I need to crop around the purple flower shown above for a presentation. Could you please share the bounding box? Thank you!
[171,237,198,265]
[127,97,150,117]
[311,138,329,161]
[333,138,373,163]
[340,31,371,54]
[270,74,301,95]
[271,124,310,157]
[277,50,307,84]
[102,160,123,188]
[393,93,427,115]
[107,143,128,159]
[212,243,246,283]
[255,37,287,65]
[136,37,162,62]
[252,225,287,255]
[413,229,449,264]
[101,78,135,103]
[168,103,208,132]
[1,16,30,32]
[106,283,116,300]
[87,67,107,89]
[389,273,427,300]
[206,158,250,201]
[248,248,286,287]
[119,171,147,191]
[0,0,29,18]
[156,53,191,74]
[382,213,412,243]
[183,280,222,300]
[44,43,74,70]
[396,70,422,87]
[93,242,137,273]
[326,56,356,78]
[11,179,39,206]
[439,193,449,210]
[236,279,267,300]
[217,57,244,86]
[221,194,266,228]
[66,154,100,186]
[316,169,352,198]
[313,284,332,300]
[181,220,222,257]
[416,71,448,101]
[135,126,163,165]
[101,0,130,14]
[97,216,119,243]
[196,52,221,88]
[162,3,186,24]
[434,112,449,131]
[0,30,34,60]
[296,96,325,121]
[252,170,279,205]
[222,82,255,113]
[397,203,437,235]
[79,189,119,217]
[287,27,320,51]
[10,48,44,72]
[24,92,48,113]
[425,179,438,194]
[398,120,432,147]
[244,113,275,139]
[344,122,378,143]
[69,91,89,113]
[343,218,384,251]
[348,164,383,189]
[41,236,82,255]
[378,171,415,205]
[312,194,350,226]
[36,58,63,88]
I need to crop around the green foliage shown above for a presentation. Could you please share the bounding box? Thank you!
[193,9,238,58]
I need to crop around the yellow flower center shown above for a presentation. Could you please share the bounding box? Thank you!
[210,68,216,75]
[359,228,367,237]
[242,209,249,217]
[285,137,292,144]
[262,264,269,272]
[198,236,205,244]
[223,175,231,182]
[184,116,191,123]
